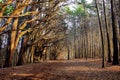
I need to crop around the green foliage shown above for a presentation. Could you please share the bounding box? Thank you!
[3,4,14,15]
[64,6,74,15]
[0,0,3,3]
[73,5,86,17]
[0,0,3,11]
[63,0,97,18]
[63,5,86,17]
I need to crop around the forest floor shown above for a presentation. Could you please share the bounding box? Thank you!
[0,59,120,80]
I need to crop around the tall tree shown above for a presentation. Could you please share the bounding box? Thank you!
[102,0,111,62]
[111,0,119,65]
[95,0,105,68]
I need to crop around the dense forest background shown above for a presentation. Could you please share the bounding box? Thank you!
[0,0,119,68]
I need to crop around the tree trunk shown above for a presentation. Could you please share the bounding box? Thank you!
[102,0,112,62]
[3,31,11,67]
[111,0,119,65]
[95,0,105,68]
[67,43,70,60]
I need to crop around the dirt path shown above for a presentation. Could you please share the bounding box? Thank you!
[0,59,120,80]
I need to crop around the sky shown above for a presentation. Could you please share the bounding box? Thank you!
[86,0,93,4]
[68,0,93,10]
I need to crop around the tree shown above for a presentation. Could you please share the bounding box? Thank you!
[0,0,67,67]
[95,0,105,68]
[102,0,111,62]
[111,0,119,65]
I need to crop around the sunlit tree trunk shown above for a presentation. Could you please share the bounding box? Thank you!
[102,0,112,62]
[9,18,18,66]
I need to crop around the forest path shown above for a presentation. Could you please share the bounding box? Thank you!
[0,59,120,80]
